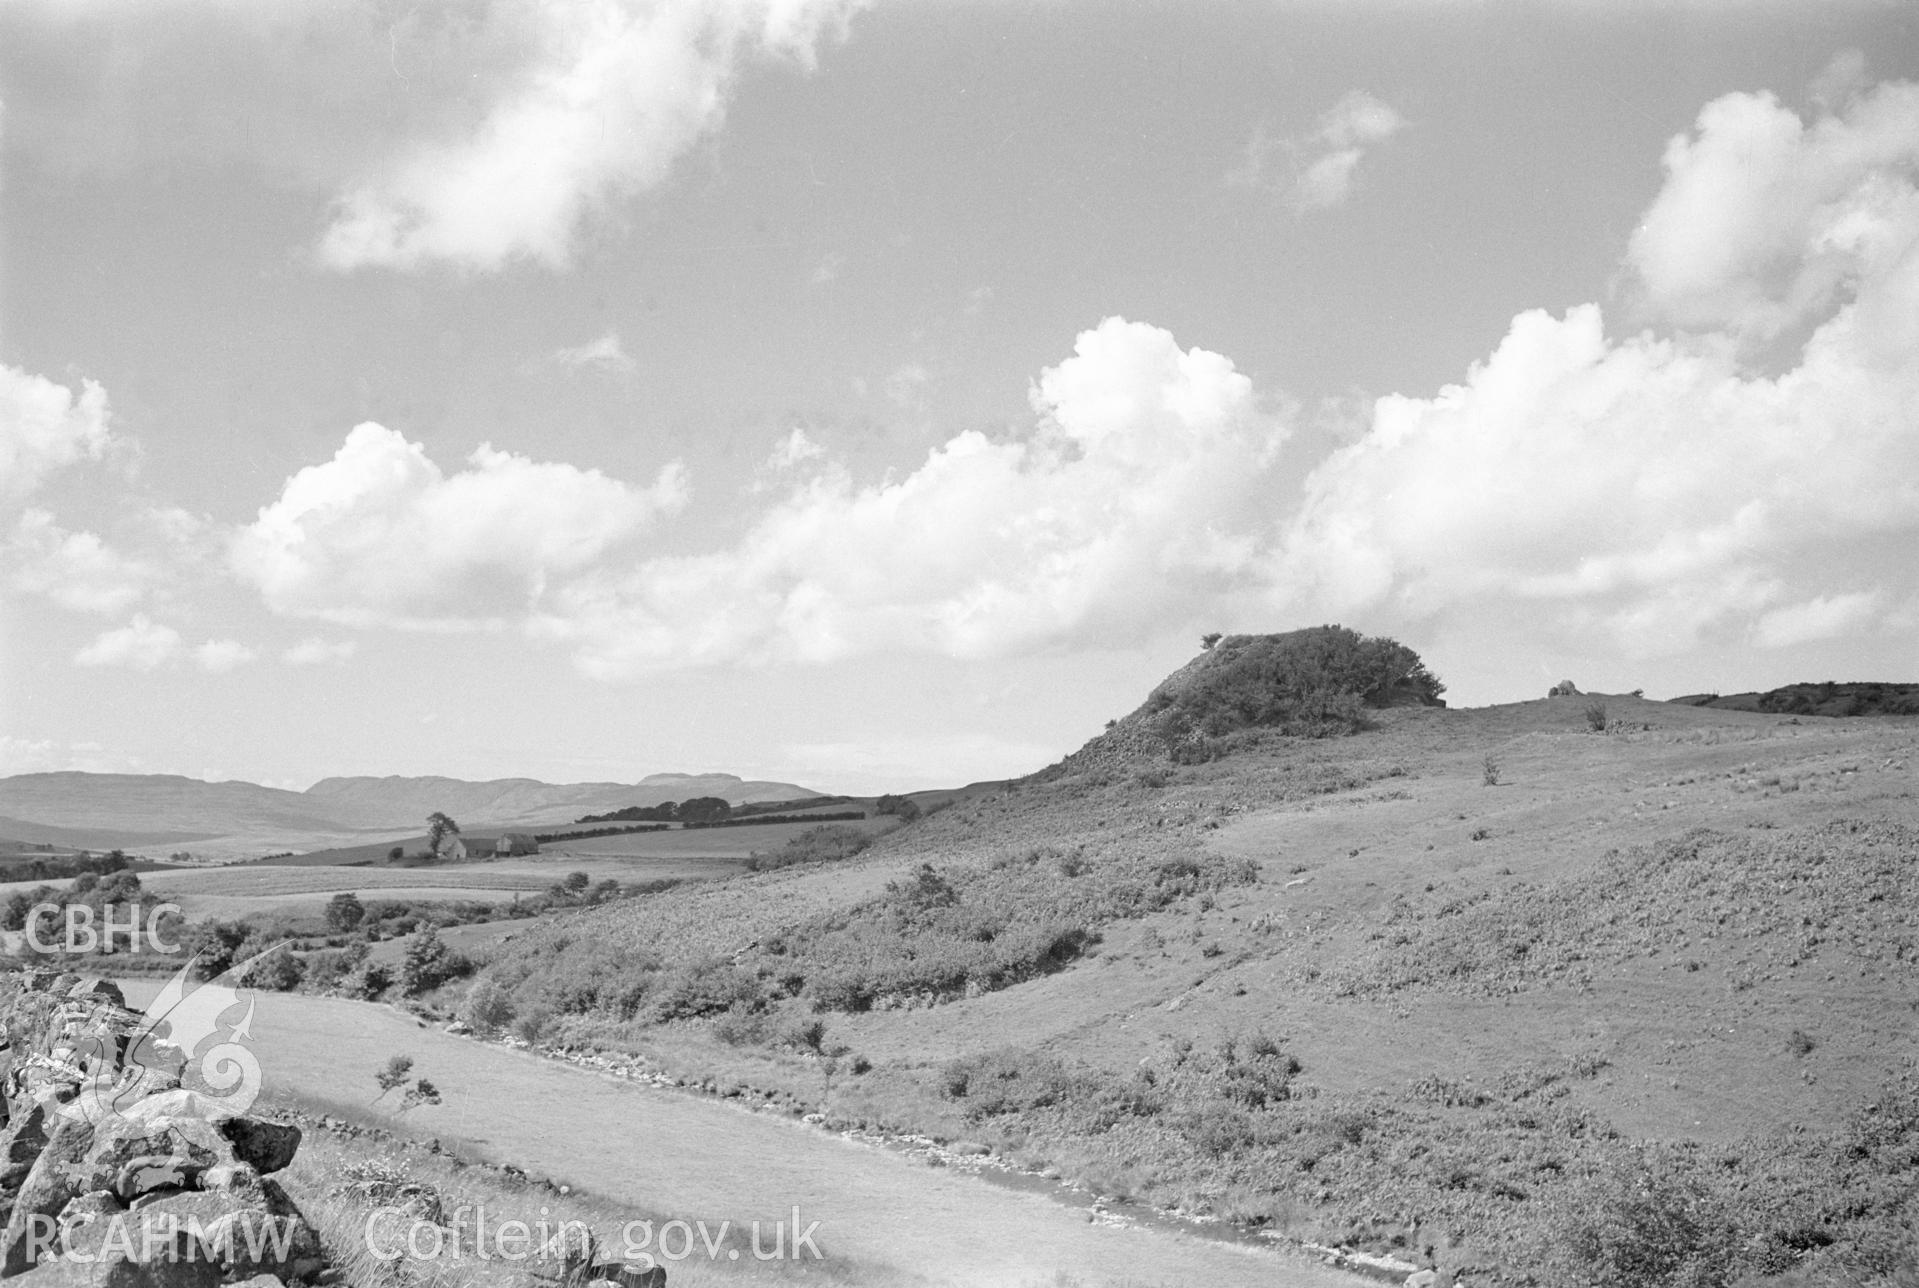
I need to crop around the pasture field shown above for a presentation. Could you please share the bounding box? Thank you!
[0,852,745,921]
[542,815,894,859]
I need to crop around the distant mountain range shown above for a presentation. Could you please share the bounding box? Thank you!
[0,771,823,848]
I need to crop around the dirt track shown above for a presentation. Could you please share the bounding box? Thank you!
[119,984,1364,1288]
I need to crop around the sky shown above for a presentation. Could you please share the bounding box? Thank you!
[2,0,1917,795]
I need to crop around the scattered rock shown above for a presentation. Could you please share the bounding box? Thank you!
[0,976,329,1281]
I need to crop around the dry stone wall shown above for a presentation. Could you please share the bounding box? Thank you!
[0,972,321,1288]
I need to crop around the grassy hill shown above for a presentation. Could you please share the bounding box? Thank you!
[303,771,823,828]
[0,769,828,858]
[1670,681,1919,718]
[453,636,1919,1287]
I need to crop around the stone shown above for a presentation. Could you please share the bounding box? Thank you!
[57,1212,226,1288]
[1,1113,97,1273]
[1405,1271,1438,1288]
[585,1264,666,1288]
[55,1188,123,1247]
[126,1189,320,1280]
[113,1152,206,1201]
[200,1161,265,1199]
[219,1117,301,1175]
[67,981,125,1009]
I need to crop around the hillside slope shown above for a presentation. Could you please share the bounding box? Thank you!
[0,772,360,836]
[0,769,825,846]
[303,771,821,828]
[468,648,1919,1286]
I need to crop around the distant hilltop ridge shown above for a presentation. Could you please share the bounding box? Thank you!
[0,770,822,843]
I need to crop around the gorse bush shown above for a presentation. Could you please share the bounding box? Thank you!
[757,841,1256,1013]
[1543,1148,1740,1288]
[1149,626,1444,745]
[745,823,874,872]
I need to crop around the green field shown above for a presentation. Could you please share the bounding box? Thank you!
[0,852,745,921]
[541,816,893,859]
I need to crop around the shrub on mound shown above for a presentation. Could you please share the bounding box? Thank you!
[1149,626,1444,744]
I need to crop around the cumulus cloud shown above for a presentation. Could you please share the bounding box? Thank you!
[318,0,868,271]
[6,510,151,614]
[74,615,183,670]
[1274,82,1919,657]
[282,638,359,666]
[0,365,112,510]
[194,639,258,673]
[1,1,864,274]
[553,330,636,374]
[1627,80,1919,338]
[533,317,1291,675]
[230,422,688,629]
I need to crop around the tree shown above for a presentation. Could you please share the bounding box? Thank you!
[184,920,251,980]
[386,846,404,862]
[399,924,457,996]
[459,979,515,1035]
[876,795,922,821]
[326,892,366,932]
[399,1079,441,1113]
[1201,632,1222,650]
[562,871,590,894]
[677,796,731,825]
[373,1054,414,1103]
[1,892,34,932]
[426,812,461,855]
[232,938,305,991]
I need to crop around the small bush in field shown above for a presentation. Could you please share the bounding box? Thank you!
[513,1006,552,1045]
[460,978,515,1035]
[1585,700,1611,732]
[1542,1149,1738,1288]
[1483,753,1501,786]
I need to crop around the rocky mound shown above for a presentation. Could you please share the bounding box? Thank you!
[0,973,321,1287]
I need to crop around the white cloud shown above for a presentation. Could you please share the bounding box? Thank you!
[231,422,688,629]
[533,317,1292,675]
[1274,82,1919,658]
[1294,91,1404,211]
[317,0,868,272]
[74,615,183,670]
[553,330,636,374]
[0,365,112,510]
[765,427,825,470]
[6,510,151,614]
[282,638,359,666]
[193,639,258,673]
[1627,81,1919,338]
[1754,591,1884,649]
